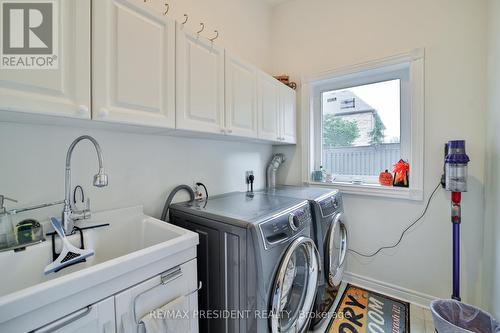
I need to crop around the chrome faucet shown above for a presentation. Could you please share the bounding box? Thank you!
[62,136,108,235]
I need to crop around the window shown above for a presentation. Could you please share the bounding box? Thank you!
[321,79,401,184]
[302,50,424,200]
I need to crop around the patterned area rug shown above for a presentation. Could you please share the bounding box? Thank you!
[327,284,410,333]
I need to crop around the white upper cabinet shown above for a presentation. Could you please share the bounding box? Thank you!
[280,85,297,144]
[225,53,258,138]
[257,72,297,144]
[176,26,225,134]
[0,0,91,119]
[0,0,296,144]
[92,0,175,128]
[257,71,280,141]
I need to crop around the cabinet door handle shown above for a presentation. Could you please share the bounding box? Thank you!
[32,306,92,333]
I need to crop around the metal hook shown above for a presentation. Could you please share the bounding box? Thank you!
[163,3,169,15]
[181,14,188,25]
[209,30,219,42]
[197,23,205,35]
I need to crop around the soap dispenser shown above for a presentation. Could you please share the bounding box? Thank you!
[0,195,17,248]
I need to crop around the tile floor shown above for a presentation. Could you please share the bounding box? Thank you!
[410,303,436,333]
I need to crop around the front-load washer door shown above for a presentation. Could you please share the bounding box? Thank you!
[270,237,320,333]
[326,213,348,287]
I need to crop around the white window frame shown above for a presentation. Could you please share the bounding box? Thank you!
[301,49,425,200]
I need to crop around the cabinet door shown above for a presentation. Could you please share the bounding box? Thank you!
[280,85,297,144]
[93,0,175,128]
[257,72,280,141]
[176,26,225,134]
[225,54,258,138]
[33,297,115,333]
[115,260,198,333]
[0,0,91,119]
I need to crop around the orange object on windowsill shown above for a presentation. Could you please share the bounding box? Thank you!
[393,159,410,187]
[379,170,393,186]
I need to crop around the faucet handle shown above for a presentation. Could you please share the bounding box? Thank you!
[80,198,91,220]
[82,198,91,220]
[84,198,91,214]
[71,198,91,221]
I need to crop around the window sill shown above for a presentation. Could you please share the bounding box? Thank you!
[306,181,424,201]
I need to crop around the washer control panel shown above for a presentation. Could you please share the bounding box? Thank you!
[259,204,311,249]
[319,193,343,218]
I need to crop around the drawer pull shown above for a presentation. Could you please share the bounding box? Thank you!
[31,306,92,333]
[161,266,183,285]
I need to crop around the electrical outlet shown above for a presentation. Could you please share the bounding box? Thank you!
[193,182,204,200]
[246,171,254,184]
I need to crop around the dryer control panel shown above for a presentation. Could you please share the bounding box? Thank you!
[259,204,312,249]
[319,193,343,218]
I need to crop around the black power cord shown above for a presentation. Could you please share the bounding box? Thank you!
[348,182,442,258]
[248,175,255,192]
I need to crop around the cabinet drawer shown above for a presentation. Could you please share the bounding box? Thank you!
[115,259,198,333]
[31,297,115,333]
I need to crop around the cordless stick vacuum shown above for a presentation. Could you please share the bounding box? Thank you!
[441,140,470,301]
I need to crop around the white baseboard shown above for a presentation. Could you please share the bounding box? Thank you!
[343,271,437,308]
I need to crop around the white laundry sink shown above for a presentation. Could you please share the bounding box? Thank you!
[0,206,198,331]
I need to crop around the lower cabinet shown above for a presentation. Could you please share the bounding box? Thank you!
[32,297,115,333]
[32,259,198,333]
[115,259,199,333]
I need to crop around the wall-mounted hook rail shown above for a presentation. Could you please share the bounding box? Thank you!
[197,23,205,35]
[209,30,219,42]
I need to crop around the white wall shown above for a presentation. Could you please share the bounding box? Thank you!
[164,0,272,71]
[0,123,272,223]
[0,0,274,223]
[484,0,500,319]
[271,0,487,305]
